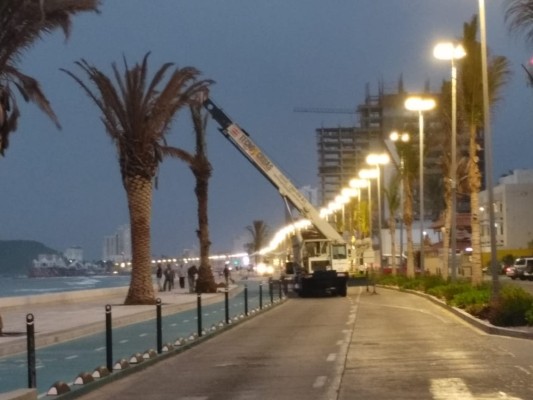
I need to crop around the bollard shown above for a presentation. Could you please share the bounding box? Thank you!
[26,313,36,389]
[269,280,274,304]
[197,293,203,337]
[244,285,248,316]
[278,279,282,300]
[105,304,113,372]
[259,282,263,309]
[156,298,162,354]
[224,288,229,324]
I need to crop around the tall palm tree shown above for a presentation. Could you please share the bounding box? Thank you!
[62,53,211,305]
[163,102,217,293]
[459,16,510,285]
[384,173,400,275]
[505,0,533,44]
[245,220,270,266]
[0,0,100,155]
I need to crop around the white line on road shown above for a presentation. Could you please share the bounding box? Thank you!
[119,339,128,344]
[139,333,148,337]
[326,353,336,362]
[65,355,78,360]
[430,378,473,399]
[94,347,105,352]
[514,365,530,375]
[313,376,327,388]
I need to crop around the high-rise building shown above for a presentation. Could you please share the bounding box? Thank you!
[102,224,131,262]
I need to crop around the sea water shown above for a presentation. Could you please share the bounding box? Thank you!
[0,275,131,298]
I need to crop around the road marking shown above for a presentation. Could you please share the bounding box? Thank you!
[313,376,327,388]
[170,323,177,327]
[326,353,336,362]
[183,319,190,323]
[430,378,474,399]
[119,339,128,344]
[94,346,105,352]
[65,355,78,360]
[139,333,148,337]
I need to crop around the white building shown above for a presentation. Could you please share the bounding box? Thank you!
[64,246,83,262]
[102,224,132,262]
[479,169,533,251]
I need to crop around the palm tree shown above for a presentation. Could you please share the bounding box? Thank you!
[384,173,400,275]
[459,16,510,285]
[0,0,100,155]
[62,54,211,305]
[245,220,270,266]
[505,0,533,44]
[401,140,418,278]
[163,102,217,293]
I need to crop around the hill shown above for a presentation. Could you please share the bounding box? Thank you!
[0,240,60,276]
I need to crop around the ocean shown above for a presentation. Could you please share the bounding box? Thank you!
[0,275,131,298]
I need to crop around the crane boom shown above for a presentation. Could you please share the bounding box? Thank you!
[203,98,344,244]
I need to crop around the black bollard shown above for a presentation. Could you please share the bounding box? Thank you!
[26,313,36,389]
[105,305,113,372]
[269,280,274,304]
[278,279,282,300]
[224,288,229,324]
[197,293,202,337]
[244,285,248,316]
[259,282,263,309]
[156,298,162,354]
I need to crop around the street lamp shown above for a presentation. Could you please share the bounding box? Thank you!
[404,96,436,274]
[366,154,390,271]
[389,131,410,264]
[434,42,466,281]
[478,0,499,298]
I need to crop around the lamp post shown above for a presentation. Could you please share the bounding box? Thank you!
[366,154,390,271]
[478,0,499,299]
[358,170,378,268]
[404,96,436,274]
[389,131,410,264]
[350,178,370,267]
[434,42,466,281]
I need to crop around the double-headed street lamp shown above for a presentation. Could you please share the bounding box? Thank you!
[434,42,466,281]
[404,96,436,274]
[365,153,390,271]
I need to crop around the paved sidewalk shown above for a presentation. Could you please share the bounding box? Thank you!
[0,285,232,358]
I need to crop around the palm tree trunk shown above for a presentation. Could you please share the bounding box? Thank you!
[442,201,451,280]
[468,124,483,285]
[404,178,415,278]
[389,216,397,276]
[124,176,156,305]
[195,163,217,293]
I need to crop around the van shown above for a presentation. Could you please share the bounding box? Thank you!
[509,257,533,280]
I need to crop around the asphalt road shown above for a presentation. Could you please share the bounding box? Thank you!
[72,286,533,400]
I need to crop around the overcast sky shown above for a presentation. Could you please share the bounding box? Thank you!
[1,0,532,260]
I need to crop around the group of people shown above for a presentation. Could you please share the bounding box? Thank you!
[155,262,199,293]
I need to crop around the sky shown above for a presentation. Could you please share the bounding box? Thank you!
[1,0,533,261]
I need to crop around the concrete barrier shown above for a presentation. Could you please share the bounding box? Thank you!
[0,389,36,400]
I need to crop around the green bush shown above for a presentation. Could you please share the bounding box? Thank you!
[450,288,490,309]
[525,307,533,326]
[427,281,474,302]
[488,285,533,327]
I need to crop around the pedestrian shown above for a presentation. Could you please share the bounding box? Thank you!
[163,263,173,292]
[156,263,163,292]
[223,264,230,286]
[177,264,186,289]
[187,264,198,293]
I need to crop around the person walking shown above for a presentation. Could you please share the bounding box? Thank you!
[187,265,198,293]
[163,263,173,292]
[177,264,186,289]
[156,263,163,292]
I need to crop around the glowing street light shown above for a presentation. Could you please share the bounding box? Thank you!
[366,154,390,270]
[405,96,436,273]
[434,41,466,281]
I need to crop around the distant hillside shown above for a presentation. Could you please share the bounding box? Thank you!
[0,240,60,276]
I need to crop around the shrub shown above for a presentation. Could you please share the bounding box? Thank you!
[450,287,490,309]
[525,307,533,326]
[488,285,533,327]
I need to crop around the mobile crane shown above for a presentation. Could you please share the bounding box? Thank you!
[203,99,349,297]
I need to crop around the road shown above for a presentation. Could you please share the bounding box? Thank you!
[73,286,533,400]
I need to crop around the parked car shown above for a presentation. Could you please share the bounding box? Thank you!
[507,257,533,280]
